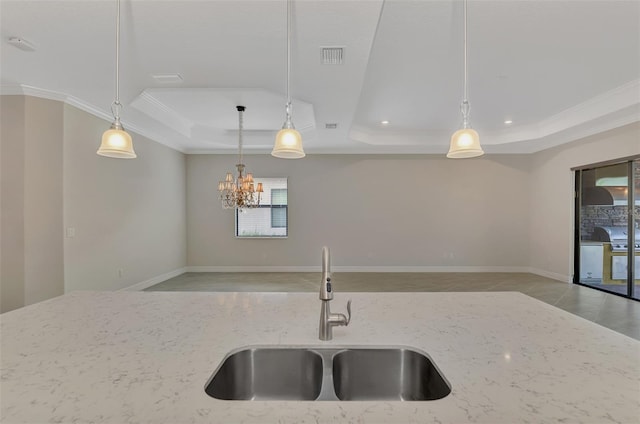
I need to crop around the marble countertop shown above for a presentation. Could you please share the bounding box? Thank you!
[1,291,638,424]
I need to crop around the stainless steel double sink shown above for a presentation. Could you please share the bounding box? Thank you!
[205,346,451,401]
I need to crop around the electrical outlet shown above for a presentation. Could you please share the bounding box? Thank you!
[118,269,124,278]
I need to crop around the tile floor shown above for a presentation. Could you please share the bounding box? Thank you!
[146,272,640,340]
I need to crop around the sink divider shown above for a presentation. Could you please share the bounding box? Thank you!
[312,348,342,401]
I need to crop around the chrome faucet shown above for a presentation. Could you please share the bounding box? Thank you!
[319,246,351,341]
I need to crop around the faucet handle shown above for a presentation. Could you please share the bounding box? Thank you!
[345,299,352,325]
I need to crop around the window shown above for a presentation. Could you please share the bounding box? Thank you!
[270,189,287,228]
[235,178,288,238]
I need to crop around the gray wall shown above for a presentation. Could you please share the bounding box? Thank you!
[25,97,64,305]
[1,96,64,312]
[2,95,637,312]
[529,123,640,280]
[1,96,27,312]
[189,125,638,279]
[188,154,532,269]
[63,104,187,292]
[0,96,187,312]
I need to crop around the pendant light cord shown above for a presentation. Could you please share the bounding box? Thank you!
[463,0,468,103]
[461,0,470,127]
[286,0,292,119]
[112,0,122,121]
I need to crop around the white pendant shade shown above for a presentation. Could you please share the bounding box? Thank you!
[97,127,137,158]
[98,0,136,159]
[447,0,484,159]
[273,0,304,160]
[447,128,483,158]
[272,128,305,158]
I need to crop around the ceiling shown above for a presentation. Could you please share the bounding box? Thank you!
[1,0,639,155]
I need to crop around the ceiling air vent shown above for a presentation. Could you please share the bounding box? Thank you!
[325,123,338,129]
[321,47,344,65]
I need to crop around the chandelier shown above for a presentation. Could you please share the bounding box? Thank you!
[218,106,263,210]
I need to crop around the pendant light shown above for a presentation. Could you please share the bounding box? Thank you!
[272,0,305,159]
[97,0,136,159]
[447,0,483,159]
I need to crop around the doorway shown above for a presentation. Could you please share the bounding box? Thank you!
[574,157,639,300]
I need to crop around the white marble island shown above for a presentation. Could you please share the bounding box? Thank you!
[1,291,638,424]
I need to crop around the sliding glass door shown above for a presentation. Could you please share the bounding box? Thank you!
[634,159,639,300]
[574,157,639,300]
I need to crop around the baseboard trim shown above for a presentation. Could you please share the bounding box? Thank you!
[120,267,187,291]
[185,266,532,273]
[187,266,317,272]
[528,268,571,283]
[125,266,570,287]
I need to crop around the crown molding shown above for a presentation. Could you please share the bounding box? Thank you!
[130,90,193,138]
[0,84,187,154]
[489,79,640,149]
[4,79,638,156]
[349,79,640,154]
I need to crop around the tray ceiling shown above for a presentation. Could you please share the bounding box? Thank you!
[1,0,638,154]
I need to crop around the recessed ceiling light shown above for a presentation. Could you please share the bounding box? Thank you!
[504,120,513,124]
[381,120,390,125]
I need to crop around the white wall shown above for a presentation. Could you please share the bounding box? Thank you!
[528,123,640,281]
[63,104,187,291]
[188,154,531,270]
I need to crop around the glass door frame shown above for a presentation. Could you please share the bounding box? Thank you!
[572,155,639,300]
